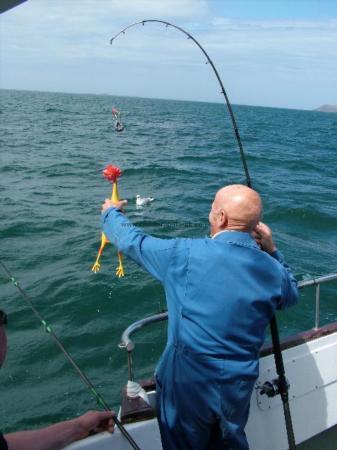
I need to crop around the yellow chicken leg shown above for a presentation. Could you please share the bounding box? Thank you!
[91,232,109,273]
[115,251,124,278]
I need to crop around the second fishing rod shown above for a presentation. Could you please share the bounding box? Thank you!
[0,259,141,450]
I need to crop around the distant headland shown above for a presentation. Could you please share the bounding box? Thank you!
[314,105,337,113]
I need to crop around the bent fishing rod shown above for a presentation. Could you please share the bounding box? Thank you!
[0,259,141,450]
[110,20,297,450]
[110,19,252,188]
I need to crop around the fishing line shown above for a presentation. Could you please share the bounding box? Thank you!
[110,19,252,188]
[110,20,296,450]
[0,259,141,450]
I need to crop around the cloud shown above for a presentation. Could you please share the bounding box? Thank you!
[106,0,209,19]
[1,0,209,26]
[0,1,336,108]
[195,17,337,107]
[201,17,337,69]
[212,16,337,30]
[0,0,208,62]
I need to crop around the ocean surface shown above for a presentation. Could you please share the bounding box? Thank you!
[0,89,336,433]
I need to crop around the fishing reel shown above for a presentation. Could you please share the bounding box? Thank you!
[256,377,289,398]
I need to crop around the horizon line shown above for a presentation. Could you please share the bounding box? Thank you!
[0,87,325,112]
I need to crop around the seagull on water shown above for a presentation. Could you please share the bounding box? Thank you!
[136,194,154,206]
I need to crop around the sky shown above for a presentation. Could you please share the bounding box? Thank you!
[0,0,336,109]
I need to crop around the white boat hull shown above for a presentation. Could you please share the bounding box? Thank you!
[65,329,337,450]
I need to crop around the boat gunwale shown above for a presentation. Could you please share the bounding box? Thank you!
[120,321,337,424]
[260,320,337,356]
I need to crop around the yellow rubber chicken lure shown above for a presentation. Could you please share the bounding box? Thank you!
[91,164,125,277]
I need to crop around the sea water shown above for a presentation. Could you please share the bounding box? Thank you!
[0,89,336,431]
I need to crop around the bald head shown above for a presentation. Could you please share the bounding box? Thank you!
[209,184,262,236]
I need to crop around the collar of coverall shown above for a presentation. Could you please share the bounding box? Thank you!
[211,230,259,249]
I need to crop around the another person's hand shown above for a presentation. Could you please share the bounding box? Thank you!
[4,410,116,450]
[102,198,127,212]
[252,222,277,254]
[74,410,115,439]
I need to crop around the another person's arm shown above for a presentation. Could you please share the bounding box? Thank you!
[101,199,176,282]
[253,221,298,308]
[4,410,114,450]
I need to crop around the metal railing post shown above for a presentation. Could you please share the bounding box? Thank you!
[314,284,321,330]
[127,351,134,381]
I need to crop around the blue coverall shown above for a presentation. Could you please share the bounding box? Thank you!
[102,208,298,450]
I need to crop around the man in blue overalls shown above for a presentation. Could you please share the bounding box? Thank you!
[102,184,298,450]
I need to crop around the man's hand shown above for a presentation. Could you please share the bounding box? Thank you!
[5,410,116,450]
[75,410,115,439]
[102,198,127,213]
[252,222,277,254]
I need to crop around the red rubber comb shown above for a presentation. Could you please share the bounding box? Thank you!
[103,165,122,182]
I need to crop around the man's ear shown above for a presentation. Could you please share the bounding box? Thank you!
[219,209,228,228]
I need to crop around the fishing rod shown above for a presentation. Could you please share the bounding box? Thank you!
[0,259,141,450]
[270,316,297,450]
[110,20,297,450]
[110,19,252,188]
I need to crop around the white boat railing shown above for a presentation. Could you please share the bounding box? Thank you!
[119,272,337,381]
[297,272,337,329]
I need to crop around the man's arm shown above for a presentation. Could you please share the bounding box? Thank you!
[4,411,114,450]
[101,201,177,283]
[253,222,298,309]
[271,249,299,309]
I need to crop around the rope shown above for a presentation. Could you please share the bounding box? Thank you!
[0,259,141,450]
